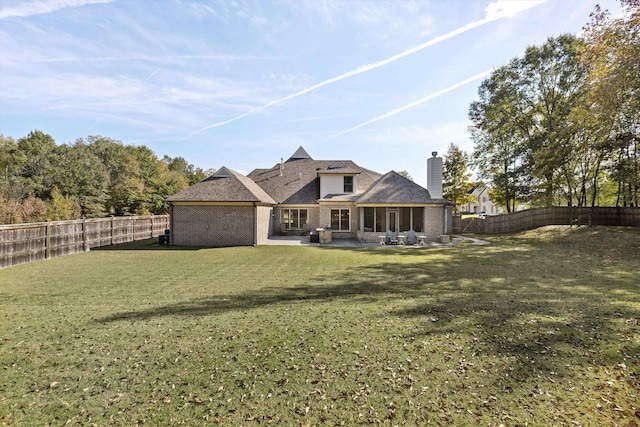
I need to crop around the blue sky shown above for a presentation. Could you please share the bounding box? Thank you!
[0,0,621,185]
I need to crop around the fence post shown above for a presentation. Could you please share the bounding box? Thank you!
[110,216,115,246]
[82,218,88,252]
[45,220,51,260]
[133,216,136,241]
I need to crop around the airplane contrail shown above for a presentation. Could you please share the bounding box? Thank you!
[190,0,546,137]
[329,69,493,139]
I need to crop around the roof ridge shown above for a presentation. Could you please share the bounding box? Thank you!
[227,167,277,204]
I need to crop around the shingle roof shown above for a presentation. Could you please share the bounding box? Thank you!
[247,158,380,204]
[289,146,312,160]
[166,166,276,204]
[356,171,436,204]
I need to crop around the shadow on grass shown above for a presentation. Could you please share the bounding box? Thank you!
[92,238,204,251]
[97,239,639,385]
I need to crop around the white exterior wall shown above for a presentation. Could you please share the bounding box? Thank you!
[320,175,354,198]
[255,205,273,245]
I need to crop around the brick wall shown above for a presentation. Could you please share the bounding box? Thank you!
[171,205,255,246]
[423,206,445,240]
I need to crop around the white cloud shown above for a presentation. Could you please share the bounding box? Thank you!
[484,0,547,20]
[187,2,218,18]
[0,0,115,19]
[330,70,492,139]
[190,0,545,136]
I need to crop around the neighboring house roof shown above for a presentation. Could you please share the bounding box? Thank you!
[247,149,382,204]
[356,171,436,204]
[166,166,276,204]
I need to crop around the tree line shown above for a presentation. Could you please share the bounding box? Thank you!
[0,132,213,224]
[462,0,638,212]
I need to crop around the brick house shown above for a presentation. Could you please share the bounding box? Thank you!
[167,147,452,246]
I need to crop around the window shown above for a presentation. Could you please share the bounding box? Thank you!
[343,176,354,193]
[375,208,386,232]
[363,207,374,232]
[397,207,424,232]
[400,208,411,232]
[412,208,423,232]
[282,209,308,230]
[362,207,423,233]
[331,209,350,231]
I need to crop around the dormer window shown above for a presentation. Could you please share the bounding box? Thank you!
[343,176,354,193]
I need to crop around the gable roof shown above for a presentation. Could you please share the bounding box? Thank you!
[319,162,361,175]
[166,166,276,204]
[288,146,312,161]
[356,171,434,204]
[248,158,381,204]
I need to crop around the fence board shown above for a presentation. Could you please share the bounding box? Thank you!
[454,207,640,235]
[0,215,169,269]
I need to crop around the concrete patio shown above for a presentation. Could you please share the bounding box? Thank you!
[262,235,490,248]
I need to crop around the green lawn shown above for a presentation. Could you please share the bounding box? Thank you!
[1,226,639,426]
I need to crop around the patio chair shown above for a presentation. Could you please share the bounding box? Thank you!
[407,229,417,245]
[386,230,399,245]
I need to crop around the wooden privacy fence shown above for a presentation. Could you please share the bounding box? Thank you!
[453,206,640,234]
[0,215,169,269]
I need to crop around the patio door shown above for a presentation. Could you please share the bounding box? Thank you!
[387,208,398,233]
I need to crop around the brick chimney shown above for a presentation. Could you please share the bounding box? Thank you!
[427,151,443,199]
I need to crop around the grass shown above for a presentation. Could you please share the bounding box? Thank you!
[1,226,639,426]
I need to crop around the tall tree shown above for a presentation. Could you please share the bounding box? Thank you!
[163,155,208,185]
[15,130,57,199]
[48,141,109,217]
[442,143,474,213]
[469,62,531,212]
[86,136,145,216]
[470,35,589,207]
[582,0,640,206]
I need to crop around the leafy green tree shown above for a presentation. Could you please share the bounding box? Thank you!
[0,135,23,200]
[48,141,109,217]
[442,143,474,213]
[14,130,57,199]
[87,137,145,215]
[163,155,208,185]
[470,35,589,208]
[397,170,413,181]
[469,63,531,212]
[45,187,81,221]
[132,145,181,214]
[582,0,640,206]
[1,130,218,221]
[520,35,589,206]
